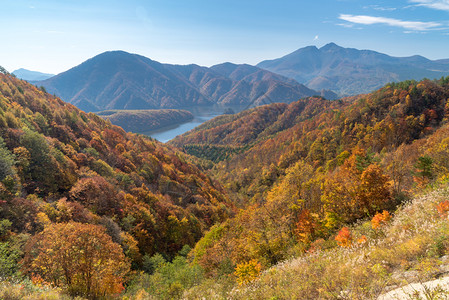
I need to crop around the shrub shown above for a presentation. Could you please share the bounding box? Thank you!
[436,200,449,218]
[371,210,392,229]
[335,227,352,247]
[234,259,262,285]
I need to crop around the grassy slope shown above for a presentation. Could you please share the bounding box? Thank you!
[184,181,449,299]
[0,279,75,300]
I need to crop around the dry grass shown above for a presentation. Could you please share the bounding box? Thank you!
[184,183,449,299]
[0,279,79,300]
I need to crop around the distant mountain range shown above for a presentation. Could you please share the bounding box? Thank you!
[31,44,449,110]
[36,51,333,112]
[12,68,54,81]
[258,43,449,96]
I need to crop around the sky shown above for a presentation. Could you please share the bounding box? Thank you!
[1,0,449,74]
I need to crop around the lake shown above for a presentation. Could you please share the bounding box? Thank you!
[141,105,248,143]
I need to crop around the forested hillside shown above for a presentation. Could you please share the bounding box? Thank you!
[96,109,193,133]
[5,66,449,299]
[172,77,449,276]
[0,71,232,298]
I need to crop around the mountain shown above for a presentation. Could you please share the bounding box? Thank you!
[257,43,449,96]
[12,68,54,81]
[36,51,330,112]
[172,77,449,222]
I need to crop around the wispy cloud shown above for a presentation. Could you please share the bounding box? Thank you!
[339,14,442,31]
[364,5,397,11]
[336,23,354,28]
[409,0,449,12]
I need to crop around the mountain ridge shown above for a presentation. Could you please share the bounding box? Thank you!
[257,43,449,96]
[36,51,331,112]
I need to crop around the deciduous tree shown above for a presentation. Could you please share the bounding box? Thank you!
[22,222,130,299]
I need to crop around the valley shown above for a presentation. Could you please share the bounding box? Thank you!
[140,104,247,142]
[3,28,449,300]
[4,60,449,298]
[6,1,449,298]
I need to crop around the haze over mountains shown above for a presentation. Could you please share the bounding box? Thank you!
[258,43,449,96]
[30,43,449,112]
[36,51,328,112]
[12,68,54,81]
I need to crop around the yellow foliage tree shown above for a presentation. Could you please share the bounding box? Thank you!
[22,222,130,298]
[234,259,262,285]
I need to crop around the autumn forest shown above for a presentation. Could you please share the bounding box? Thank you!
[3,63,449,299]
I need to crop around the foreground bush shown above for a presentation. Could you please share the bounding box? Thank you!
[124,249,204,300]
[0,278,75,300]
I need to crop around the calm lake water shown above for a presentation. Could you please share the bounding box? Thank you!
[141,105,247,143]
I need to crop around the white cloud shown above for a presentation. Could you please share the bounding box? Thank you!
[339,14,442,31]
[313,35,319,41]
[409,0,449,11]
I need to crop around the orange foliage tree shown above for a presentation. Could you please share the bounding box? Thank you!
[295,209,319,244]
[69,176,123,216]
[357,164,392,215]
[322,149,392,228]
[436,200,449,218]
[22,222,130,298]
[335,227,352,247]
[371,210,392,229]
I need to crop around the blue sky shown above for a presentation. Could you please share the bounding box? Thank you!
[1,0,449,74]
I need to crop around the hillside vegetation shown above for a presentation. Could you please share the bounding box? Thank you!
[5,64,449,299]
[171,77,449,276]
[0,72,231,298]
[184,182,449,299]
[96,109,193,133]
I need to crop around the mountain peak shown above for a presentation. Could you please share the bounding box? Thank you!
[293,45,319,54]
[320,42,342,52]
[98,50,133,56]
[93,50,141,61]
